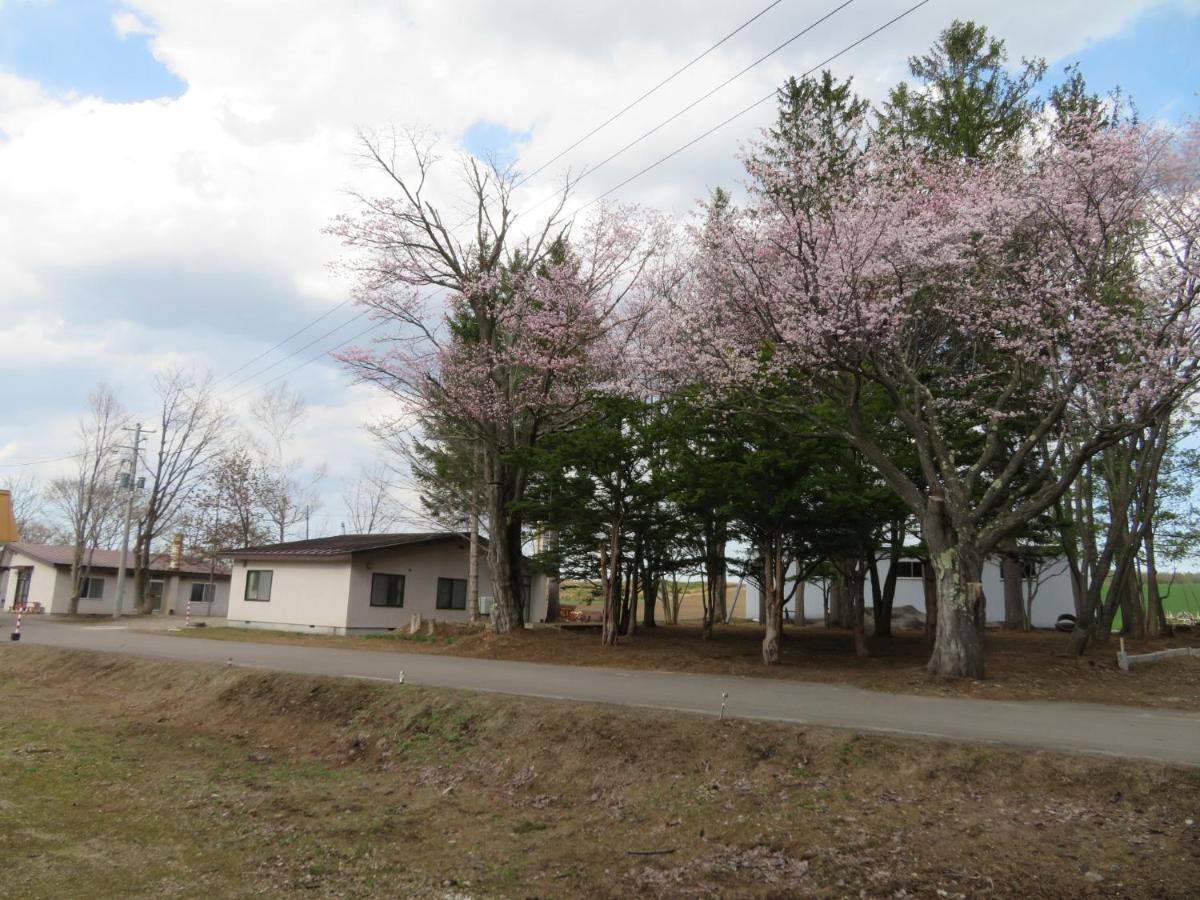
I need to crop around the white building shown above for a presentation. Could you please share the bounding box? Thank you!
[225,532,548,635]
[0,543,231,617]
[742,555,1076,629]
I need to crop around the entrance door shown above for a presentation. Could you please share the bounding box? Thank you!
[14,568,31,609]
[147,579,165,612]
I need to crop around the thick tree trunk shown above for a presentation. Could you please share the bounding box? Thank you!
[868,558,884,636]
[467,507,481,623]
[642,563,657,628]
[1001,555,1024,630]
[484,467,526,635]
[701,524,724,640]
[924,511,986,680]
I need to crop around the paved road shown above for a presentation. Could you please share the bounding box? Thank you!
[7,616,1200,767]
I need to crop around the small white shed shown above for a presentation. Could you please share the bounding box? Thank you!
[225,532,547,635]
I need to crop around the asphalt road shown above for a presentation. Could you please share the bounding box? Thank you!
[7,615,1200,767]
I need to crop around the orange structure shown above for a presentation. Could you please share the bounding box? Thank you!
[0,490,19,543]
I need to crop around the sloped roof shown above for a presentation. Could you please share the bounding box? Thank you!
[229,532,471,561]
[4,543,230,578]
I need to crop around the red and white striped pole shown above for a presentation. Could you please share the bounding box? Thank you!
[11,603,25,642]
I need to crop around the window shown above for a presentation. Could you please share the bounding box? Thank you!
[245,570,273,602]
[371,573,405,608]
[190,583,215,604]
[436,577,467,610]
[894,560,924,579]
[80,577,105,600]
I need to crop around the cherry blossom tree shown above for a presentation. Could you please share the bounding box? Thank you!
[330,131,669,632]
[676,118,1200,679]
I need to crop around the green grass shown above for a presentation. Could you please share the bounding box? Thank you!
[1109,580,1200,630]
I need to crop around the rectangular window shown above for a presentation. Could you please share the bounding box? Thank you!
[189,583,215,604]
[245,570,273,602]
[371,573,405,608]
[436,577,467,610]
[80,576,105,600]
[894,561,923,579]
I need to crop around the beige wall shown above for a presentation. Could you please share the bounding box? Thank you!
[2,553,59,611]
[345,539,496,630]
[226,557,353,633]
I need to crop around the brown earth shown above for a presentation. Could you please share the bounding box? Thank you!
[1,645,1198,899]
[170,620,1200,710]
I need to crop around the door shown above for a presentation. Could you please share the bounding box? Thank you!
[147,579,165,612]
[14,568,31,610]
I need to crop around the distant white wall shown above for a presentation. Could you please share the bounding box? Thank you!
[743,556,1076,629]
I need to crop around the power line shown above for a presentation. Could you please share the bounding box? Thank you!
[0,452,84,469]
[211,298,353,387]
[512,0,791,190]
[572,0,935,216]
[220,308,371,397]
[229,319,386,404]
[527,0,857,212]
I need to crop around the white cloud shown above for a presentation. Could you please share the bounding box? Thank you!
[112,10,153,40]
[0,0,1194,514]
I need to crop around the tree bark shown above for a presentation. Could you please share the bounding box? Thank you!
[642,562,657,628]
[851,564,868,658]
[1144,529,1167,638]
[924,506,986,680]
[921,557,937,644]
[1001,555,1024,630]
[484,463,526,634]
[467,506,481,623]
[761,534,785,665]
[547,532,559,624]
[601,526,621,646]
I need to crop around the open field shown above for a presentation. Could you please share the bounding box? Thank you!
[2,646,1198,899]
[168,621,1200,711]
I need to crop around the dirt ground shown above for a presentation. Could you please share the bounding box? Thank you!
[169,620,1200,711]
[1,646,1197,899]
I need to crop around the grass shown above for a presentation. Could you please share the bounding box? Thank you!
[1,645,1198,898]
[1108,580,1200,631]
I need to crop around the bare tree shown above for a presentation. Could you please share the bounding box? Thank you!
[132,370,229,612]
[250,383,325,542]
[0,473,54,543]
[42,385,126,614]
[342,462,403,534]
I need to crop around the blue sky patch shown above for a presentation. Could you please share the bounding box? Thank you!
[1050,5,1199,122]
[0,0,185,102]
[461,120,532,170]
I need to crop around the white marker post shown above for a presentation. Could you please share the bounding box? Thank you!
[10,602,25,641]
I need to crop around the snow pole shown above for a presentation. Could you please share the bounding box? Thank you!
[11,603,25,641]
[185,596,192,629]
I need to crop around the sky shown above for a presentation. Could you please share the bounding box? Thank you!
[1,0,1198,537]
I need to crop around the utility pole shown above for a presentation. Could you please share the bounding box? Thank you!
[113,422,149,619]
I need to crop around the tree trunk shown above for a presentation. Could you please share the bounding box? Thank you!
[642,563,657,628]
[1001,555,1024,630]
[880,542,900,636]
[924,510,986,680]
[921,558,937,643]
[868,557,884,636]
[851,565,868,658]
[761,535,784,665]
[467,506,481,623]
[484,465,526,634]
[601,527,621,646]
[543,529,560,624]
[1144,530,1167,638]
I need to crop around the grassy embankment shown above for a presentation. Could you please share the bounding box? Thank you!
[2,646,1198,898]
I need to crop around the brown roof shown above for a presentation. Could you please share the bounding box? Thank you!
[4,543,230,579]
[229,532,470,561]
